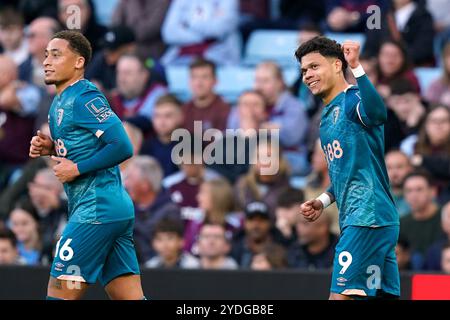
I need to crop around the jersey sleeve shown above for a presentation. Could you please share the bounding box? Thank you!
[344,75,387,127]
[73,89,121,138]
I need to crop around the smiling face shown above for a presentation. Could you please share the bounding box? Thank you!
[300,52,342,99]
[43,38,85,86]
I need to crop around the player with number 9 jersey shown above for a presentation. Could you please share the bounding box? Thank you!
[296,37,400,299]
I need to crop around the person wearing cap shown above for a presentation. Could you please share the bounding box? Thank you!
[85,25,136,93]
[230,201,286,268]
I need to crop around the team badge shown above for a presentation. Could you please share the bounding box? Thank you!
[333,107,340,124]
[57,109,64,126]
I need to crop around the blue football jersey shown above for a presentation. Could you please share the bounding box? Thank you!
[48,79,134,224]
[319,75,399,229]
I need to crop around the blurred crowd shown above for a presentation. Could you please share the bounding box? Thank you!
[0,0,449,275]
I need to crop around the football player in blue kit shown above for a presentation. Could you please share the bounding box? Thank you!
[29,30,144,300]
[296,37,400,300]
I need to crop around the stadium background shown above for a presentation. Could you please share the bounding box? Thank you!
[0,0,449,299]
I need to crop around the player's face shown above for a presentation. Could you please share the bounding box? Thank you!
[43,38,82,85]
[152,103,183,137]
[0,239,18,265]
[301,52,339,98]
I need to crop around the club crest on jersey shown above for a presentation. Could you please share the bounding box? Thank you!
[333,107,340,124]
[85,97,113,123]
[57,109,64,126]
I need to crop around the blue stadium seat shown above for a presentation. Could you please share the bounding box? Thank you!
[413,67,442,96]
[166,65,191,102]
[243,30,299,68]
[324,32,366,48]
[167,65,300,104]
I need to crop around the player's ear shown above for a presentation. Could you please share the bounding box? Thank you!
[75,56,85,70]
[334,59,343,74]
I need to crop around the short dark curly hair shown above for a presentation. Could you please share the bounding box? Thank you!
[294,36,347,72]
[52,30,92,68]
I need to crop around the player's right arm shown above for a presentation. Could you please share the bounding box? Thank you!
[300,188,335,222]
[29,130,55,158]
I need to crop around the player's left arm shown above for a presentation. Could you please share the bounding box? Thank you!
[342,41,387,126]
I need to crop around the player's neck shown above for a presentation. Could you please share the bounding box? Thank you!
[322,78,349,106]
[55,74,84,96]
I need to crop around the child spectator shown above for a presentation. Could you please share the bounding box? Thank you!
[8,201,42,265]
[145,219,199,269]
[274,187,304,247]
[0,228,26,265]
[250,242,288,271]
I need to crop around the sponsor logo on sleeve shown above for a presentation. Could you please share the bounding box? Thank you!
[84,97,113,123]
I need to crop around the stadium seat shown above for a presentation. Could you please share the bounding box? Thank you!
[413,67,442,96]
[167,65,300,104]
[243,30,299,68]
[324,32,366,48]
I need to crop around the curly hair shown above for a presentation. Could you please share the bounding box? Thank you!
[294,36,348,72]
[52,30,92,68]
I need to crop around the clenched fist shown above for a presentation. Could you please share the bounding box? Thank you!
[342,40,361,69]
[29,130,54,158]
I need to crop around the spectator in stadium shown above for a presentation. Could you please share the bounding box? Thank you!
[196,223,238,269]
[404,105,450,205]
[85,25,136,93]
[234,140,291,220]
[15,0,58,25]
[182,58,231,134]
[325,0,388,33]
[0,55,42,189]
[274,187,303,247]
[112,0,170,59]
[425,41,450,106]
[57,0,106,54]
[363,0,435,67]
[160,0,241,65]
[385,150,413,217]
[0,123,54,221]
[163,146,221,228]
[423,202,450,271]
[0,228,25,265]
[400,171,444,269]
[144,219,199,269]
[120,121,144,172]
[8,202,42,265]
[287,213,338,270]
[110,53,167,128]
[123,156,181,263]
[20,16,61,87]
[384,78,426,152]
[230,201,284,268]
[227,90,268,132]
[441,241,450,274]
[375,40,421,98]
[396,235,412,271]
[250,242,288,271]
[304,140,340,235]
[184,178,243,254]
[254,61,309,176]
[0,7,29,68]
[27,168,67,264]
[140,94,184,178]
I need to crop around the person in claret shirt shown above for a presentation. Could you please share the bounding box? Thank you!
[182,58,230,134]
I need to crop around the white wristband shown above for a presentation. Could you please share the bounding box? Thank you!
[350,64,365,78]
[316,193,332,208]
